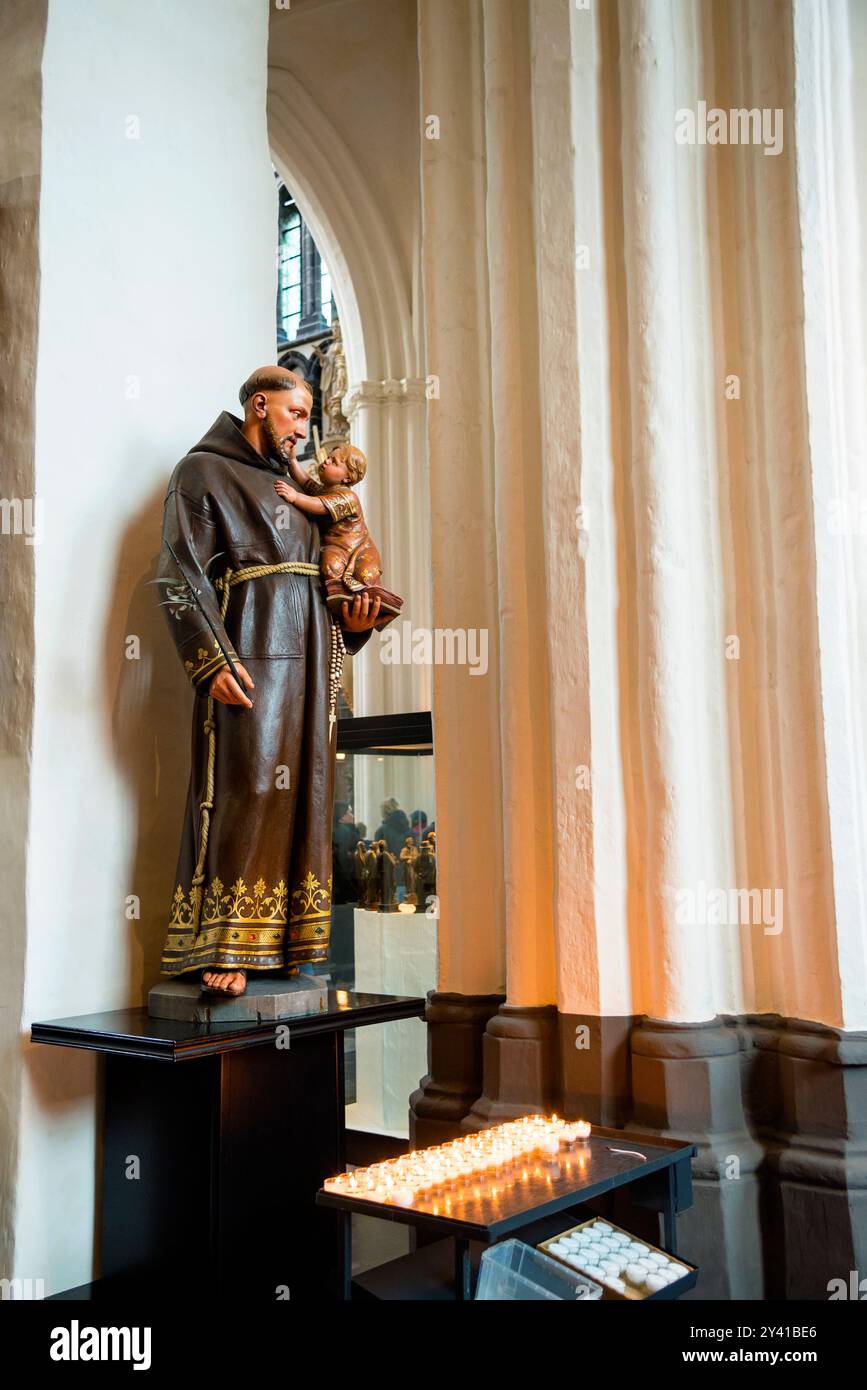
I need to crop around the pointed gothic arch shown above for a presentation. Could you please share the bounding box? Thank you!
[268,71,416,390]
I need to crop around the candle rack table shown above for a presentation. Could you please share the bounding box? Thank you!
[317,1127,697,1300]
[32,990,425,1302]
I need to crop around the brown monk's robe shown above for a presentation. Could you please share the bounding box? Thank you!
[157,411,370,977]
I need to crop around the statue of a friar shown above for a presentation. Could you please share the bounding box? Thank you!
[155,367,381,997]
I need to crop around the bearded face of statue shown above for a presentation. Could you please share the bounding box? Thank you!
[262,410,298,467]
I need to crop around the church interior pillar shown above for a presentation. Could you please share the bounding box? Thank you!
[608,0,777,1299]
[530,0,632,1128]
[412,0,865,1298]
[346,378,430,718]
[460,0,560,1131]
[770,0,867,1295]
[410,0,508,1139]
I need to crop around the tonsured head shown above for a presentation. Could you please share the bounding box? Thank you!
[239,365,313,466]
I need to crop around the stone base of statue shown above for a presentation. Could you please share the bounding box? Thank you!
[147,974,328,1023]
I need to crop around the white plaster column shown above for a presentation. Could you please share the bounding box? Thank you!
[346,377,430,717]
[616,0,722,1023]
[479,0,556,1009]
[418,0,505,996]
[529,0,631,1020]
[793,0,867,1029]
[706,0,839,1028]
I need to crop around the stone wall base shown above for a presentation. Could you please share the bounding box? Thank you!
[408,998,867,1299]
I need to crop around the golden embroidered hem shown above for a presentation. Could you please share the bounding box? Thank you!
[156,412,368,977]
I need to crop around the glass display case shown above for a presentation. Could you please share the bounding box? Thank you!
[332,713,436,1137]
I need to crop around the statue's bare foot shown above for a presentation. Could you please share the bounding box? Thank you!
[201,969,247,996]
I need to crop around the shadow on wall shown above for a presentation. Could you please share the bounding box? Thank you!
[104,479,191,1003]
[16,475,188,1293]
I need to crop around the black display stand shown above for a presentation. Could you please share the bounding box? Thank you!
[318,1128,697,1300]
[31,991,425,1302]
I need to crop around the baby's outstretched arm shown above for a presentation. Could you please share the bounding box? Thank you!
[274,479,328,515]
[287,456,326,495]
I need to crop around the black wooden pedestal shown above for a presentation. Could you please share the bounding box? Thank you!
[32,991,425,1302]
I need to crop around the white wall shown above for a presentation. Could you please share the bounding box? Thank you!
[13,0,275,1296]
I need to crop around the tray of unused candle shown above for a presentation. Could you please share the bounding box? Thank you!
[538,1217,697,1300]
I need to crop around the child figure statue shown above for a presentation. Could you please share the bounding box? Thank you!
[274,442,402,627]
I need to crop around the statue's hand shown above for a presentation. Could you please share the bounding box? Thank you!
[341,592,382,632]
[210,662,255,708]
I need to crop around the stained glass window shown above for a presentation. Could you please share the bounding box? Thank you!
[276,177,336,343]
[277,190,302,341]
